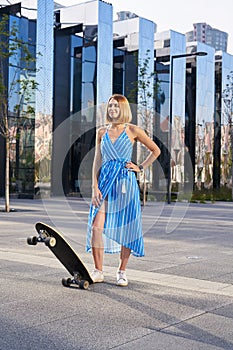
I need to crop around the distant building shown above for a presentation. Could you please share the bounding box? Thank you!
[186,23,228,52]
[116,11,138,21]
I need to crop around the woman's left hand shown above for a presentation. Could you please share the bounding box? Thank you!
[125,161,141,172]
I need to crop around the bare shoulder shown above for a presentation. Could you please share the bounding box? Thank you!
[127,124,145,137]
[97,126,107,138]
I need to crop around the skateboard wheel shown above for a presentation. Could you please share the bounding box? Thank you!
[62,278,72,287]
[27,236,37,245]
[79,280,89,290]
[45,237,56,247]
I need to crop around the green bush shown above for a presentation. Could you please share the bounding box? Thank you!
[191,187,232,202]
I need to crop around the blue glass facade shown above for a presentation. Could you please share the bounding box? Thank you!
[154,31,186,198]
[1,0,233,200]
[96,0,113,124]
[0,9,36,198]
[35,0,54,197]
[52,0,113,195]
[169,32,187,195]
[138,18,155,114]
[186,42,215,191]
[220,52,233,188]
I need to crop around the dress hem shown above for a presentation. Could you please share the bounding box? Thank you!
[86,247,144,258]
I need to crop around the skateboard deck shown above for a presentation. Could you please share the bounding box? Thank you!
[27,222,93,289]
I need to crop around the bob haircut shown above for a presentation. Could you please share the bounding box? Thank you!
[106,94,132,124]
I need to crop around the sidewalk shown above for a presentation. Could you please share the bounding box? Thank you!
[1,197,233,349]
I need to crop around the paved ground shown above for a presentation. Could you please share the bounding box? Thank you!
[1,197,233,349]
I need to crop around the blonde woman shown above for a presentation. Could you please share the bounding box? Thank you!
[86,94,161,286]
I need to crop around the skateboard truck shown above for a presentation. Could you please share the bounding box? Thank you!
[62,272,90,290]
[27,230,57,248]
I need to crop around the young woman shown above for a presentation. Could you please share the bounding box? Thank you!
[86,94,161,286]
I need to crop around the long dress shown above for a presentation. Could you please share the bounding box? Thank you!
[86,126,144,257]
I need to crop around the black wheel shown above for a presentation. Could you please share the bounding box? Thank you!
[27,236,37,245]
[79,280,89,290]
[62,278,72,287]
[44,236,56,247]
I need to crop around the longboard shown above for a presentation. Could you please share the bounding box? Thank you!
[27,222,93,290]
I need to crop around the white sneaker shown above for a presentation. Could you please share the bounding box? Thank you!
[116,270,128,287]
[90,268,104,283]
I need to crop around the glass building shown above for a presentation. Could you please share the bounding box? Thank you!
[1,0,233,201]
[186,42,215,191]
[52,0,113,196]
[214,51,233,189]
[0,3,37,198]
[35,0,54,198]
[154,30,186,199]
[113,13,156,186]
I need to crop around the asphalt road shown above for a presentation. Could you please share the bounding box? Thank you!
[1,197,233,349]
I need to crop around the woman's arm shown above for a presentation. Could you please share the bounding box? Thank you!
[125,125,161,172]
[91,127,105,206]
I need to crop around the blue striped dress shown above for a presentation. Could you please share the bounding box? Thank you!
[86,127,144,257]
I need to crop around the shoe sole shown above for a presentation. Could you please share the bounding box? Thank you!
[93,279,104,283]
[117,281,128,287]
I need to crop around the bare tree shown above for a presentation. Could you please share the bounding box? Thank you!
[0,14,38,212]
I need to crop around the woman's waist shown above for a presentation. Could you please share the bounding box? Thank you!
[100,159,137,180]
[101,158,130,167]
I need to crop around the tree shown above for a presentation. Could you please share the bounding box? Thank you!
[222,71,233,200]
[0,14,38,212]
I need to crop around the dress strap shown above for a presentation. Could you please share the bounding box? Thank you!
[103,124,110,136]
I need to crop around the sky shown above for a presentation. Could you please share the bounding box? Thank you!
[56,0,233,54]
[0,0,232,53]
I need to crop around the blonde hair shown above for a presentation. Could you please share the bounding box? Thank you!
[106,94,132,124]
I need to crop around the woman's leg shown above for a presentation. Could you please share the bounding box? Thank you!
[91,201,106,271]
[118,246,131,271]
[117,246,131,286]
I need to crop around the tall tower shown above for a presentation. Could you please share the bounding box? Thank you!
[186,23,228,52]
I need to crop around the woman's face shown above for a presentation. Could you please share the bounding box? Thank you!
[108,98,121,122]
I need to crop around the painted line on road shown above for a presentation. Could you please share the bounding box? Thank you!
[2,250,233,297]
[113,267,233,297]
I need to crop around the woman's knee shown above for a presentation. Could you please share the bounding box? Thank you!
[93,204,106,229]
[91,226,104,248]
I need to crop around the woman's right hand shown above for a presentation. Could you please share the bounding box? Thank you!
[92,186,103,207]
